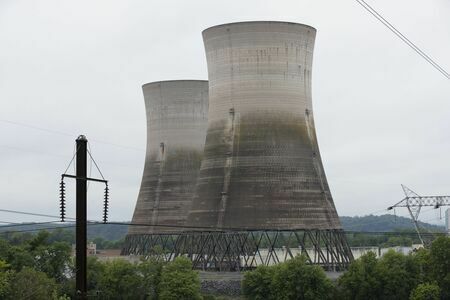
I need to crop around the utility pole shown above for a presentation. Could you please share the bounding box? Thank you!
[75,135,88,299]
[59,135,109,299]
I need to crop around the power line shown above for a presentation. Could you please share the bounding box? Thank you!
[0,208,74,220]
[1,208,445,235]
[0,119,144,152]
[0,144,69,159]
[0,218,445,237]
[0,220,61,229]
[355,0,450,79]
[0,224,94,235]
[0,222,444,237]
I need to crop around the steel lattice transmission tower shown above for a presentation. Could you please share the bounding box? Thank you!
[388,185,450,245]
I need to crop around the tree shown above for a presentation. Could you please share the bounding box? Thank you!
[271,255,334,300]
[159,257,202,300]
[139,257,164,300]
[0,260,11,298]
[428,236,450,299]
[243,255,334,300]
[26,231,51,251]
[2,245,34,271]
[97,259,144,299]
[376,250,420,300]
[34,241,72,282]
[411,248,431,283]
[5,267,59,300]
[242,265,277,300]
[337,251,381,300]
[382,236,413,247]
[87,256,106,292]
[409,283,440,300]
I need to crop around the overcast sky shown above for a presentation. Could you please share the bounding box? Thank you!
[1,0,449,226]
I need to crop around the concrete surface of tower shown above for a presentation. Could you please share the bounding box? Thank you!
[128,80,208,235]
[187,21,342,230]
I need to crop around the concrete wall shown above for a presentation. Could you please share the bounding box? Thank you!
[128,80,208,234]
[187,21,341,230]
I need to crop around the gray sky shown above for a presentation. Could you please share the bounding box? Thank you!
[1,0,449,226]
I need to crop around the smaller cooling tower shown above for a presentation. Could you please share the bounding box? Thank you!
[127,80,208,235]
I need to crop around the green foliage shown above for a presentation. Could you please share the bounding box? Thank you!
[91,236,124,249]
[139,257,164,300]
[87,256,106,292]
[0,260,11,298]
[382,236,413,247]
[337,251,380,300]
[0,228,447,300]
[97,259,145,299]
[0,232,72,298]
[272,256,334,300]
[428,236,450,299]
[411,248,431,283]
[376,250,420,300]
[338,250,420,300]
[159,256,202,300]
[0,223,129,242]
[34,241,72,282]
[409,283,440,300]
[242,265,276,300]
[243,255,334,300]
[338,237,450,300]
[340,215,444,233]
[5,267,59,300]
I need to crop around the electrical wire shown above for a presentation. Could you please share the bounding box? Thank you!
[355,0,450,79]
[0,208,74,220]
[64,145,80,175]
[0,144,69,159]
[0,220,61,229]
[0,119,144,152]
[1,208,446,235]
[0,223,96,235]
[87,149,106,180]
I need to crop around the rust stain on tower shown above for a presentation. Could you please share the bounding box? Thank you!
[186,21,341,230]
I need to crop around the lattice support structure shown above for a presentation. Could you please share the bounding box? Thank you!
[122,229,353,271]
[388,185,450,246]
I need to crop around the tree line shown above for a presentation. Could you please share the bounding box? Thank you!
[243,236,450,300]
[0,231,201,299]
[0,229,449,299]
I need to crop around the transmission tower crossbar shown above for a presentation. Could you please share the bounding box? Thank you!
[387,185,450,246]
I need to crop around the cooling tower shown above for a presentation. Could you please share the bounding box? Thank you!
[186,21,342,230]
[127,80,208,235]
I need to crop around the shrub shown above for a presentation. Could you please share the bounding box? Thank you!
[409,283,440,300]
[243,255,334,300]
[158,256,202,300]
[242,265,276,300]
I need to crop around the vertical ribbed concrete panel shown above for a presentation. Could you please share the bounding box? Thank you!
[187,21,341,230]
[128,80,208,234]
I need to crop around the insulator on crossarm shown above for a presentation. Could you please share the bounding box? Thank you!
[59,179,66,222]
[103,183,109,223]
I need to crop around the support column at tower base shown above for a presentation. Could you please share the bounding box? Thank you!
[121,229,354,271]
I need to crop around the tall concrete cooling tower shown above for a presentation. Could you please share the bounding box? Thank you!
[186,21,342,231]
[126,80,208,242]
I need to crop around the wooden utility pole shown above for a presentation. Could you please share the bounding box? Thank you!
[60,135,109,298]
[75,135,87,299]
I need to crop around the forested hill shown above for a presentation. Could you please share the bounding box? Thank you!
[0,215,445,241]
[340,214,444,232]
[0,222,129,241]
